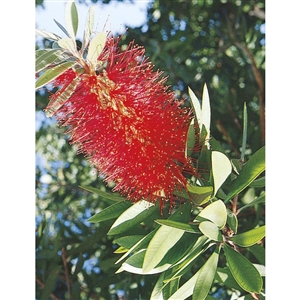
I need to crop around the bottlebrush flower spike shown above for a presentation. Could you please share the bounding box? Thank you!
[36,12,197,210]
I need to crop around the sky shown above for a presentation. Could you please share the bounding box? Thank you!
[36,0,152,38]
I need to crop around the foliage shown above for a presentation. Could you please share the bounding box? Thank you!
[36,1,265,299]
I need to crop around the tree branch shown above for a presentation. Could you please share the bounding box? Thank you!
[216,119,240,156]
[62,247,72,300]
[36,276,60,300]
[225,10,265,145]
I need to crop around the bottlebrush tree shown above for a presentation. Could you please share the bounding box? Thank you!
[36,1,265,299]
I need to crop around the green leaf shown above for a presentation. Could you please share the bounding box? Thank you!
[35,61,76,89]
[82,6,95,53]
[211,151,232,196]
[225,146,265,202]
[241,102,248,162]
[226,209,238,234]
[142,226,185,273]
[115,229,158,264]
[40,265,61,300]
[187,184,213,205]
[168,268,198,300]
[71,254,85,278]
[168,246,219,300]
[249,176,265,188]
[35,29,61,41]
[87,32,107,67]
[79,185,125,204]
[188,84,211,143]
[200,83,211,141]
[54,18,70,37]
[151,273,167,299]
[45,76,80,117]
[117,249,170,275]
[113,235,145,250]
[140,202,191,273]
[188,87,201,133]
[152,272,180,300]
[210,136,227,154]
[249,244,265,265]
[108,200,158,235]
[87,201,131,223]
[65,0,78,39]
[198,199,227,228]
[155,219,201,234]
[215,267,241,291]
[224,244,263,293]
[192,246,220,300]
[163,277,180,300]
[199,221,222,242]
[36,49,66,73]
[186,119,196,157]
[57,37,77,53]
[158,233,199,268]
[163,235,209,282]
[229,225,265,247]
[237,193,265,214]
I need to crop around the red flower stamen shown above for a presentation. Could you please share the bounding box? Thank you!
[47,37,197,211]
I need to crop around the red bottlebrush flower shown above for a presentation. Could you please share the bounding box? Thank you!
[46,37,196,210]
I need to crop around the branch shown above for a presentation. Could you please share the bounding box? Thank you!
[62,247,72,300]
[36,276,60,300]
[216,119,240,156]
[225,11,265,145]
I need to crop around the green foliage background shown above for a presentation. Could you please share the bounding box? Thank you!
[35,1,265,299]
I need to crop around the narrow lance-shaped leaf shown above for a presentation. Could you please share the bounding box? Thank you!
[150,272,167,299]
[35,61,76,89]
[35,29,61,41]
[188,87,201,132]
[237,193,265,214]
[186,118,196,157]
[87,201,132,223]
[155,219,201,234]
[224,243,263,293]
[45,76,80,117]
[200,83,211,145]
[36,49,66,73]
[79,185,125,203]
[142,202,191,273]
[87,32,107,68]
[54,18,70,37]
[117,249,171,275]
[163,277,180,300]
[113,235,145,251]
[115,229,158,265]
[192,246,220,300]
[229,225,265,247]
[168,246,220,300]
[142,226,185,273]
[65,0,78,40]
[57,37,77,54]
[108,200,158,235]
[241,102,248,162]
[82,5,95,52]
[163,235,209,283]
[226,209,238,233]
[211,151,232,197]
[225,146,265,202]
